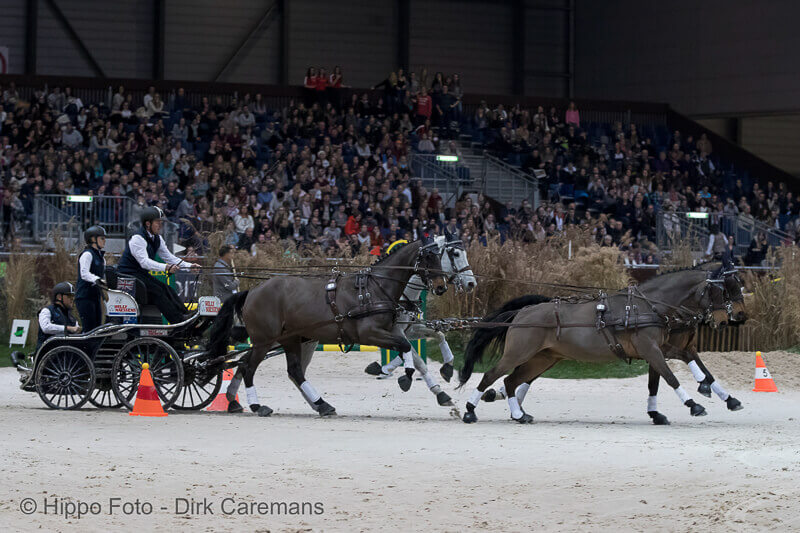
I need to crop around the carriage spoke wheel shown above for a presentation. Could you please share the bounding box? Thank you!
[112,338,184,411]
[88,378,123,408]
[34,347,95,410]
[172,361,223,411]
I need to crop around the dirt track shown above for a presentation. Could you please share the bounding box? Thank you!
[1,350,799,532]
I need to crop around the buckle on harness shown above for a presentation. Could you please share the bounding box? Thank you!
[326,282,336,291]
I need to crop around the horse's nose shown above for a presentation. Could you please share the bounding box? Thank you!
[466,280,476,292]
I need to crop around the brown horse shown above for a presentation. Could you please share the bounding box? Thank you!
[458,265,745,424]
[206,237,448,417]
[477,263,748,424]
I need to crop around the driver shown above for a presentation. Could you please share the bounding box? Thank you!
[117,206,200,323]
[37,282,82,351]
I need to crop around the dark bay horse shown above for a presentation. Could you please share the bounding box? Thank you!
[477,263,748,424]
[206,238,447,417]
[458,265,745,424]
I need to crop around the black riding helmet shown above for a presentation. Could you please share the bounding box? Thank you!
[52,281,76,302]
[140,206,165,225]
[84,225,107,245]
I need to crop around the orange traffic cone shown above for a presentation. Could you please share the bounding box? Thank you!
[129,363,168,417]
[206,369,239,411]
[753,351,778,392]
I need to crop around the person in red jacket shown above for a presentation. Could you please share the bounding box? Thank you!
[303,67,318,106]
[414,87,432,125]
[315,68,329,106]
[344,212,362,235]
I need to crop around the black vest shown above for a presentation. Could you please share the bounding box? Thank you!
[36,304,78,350]
[118,227,161,275]
[76,247,105,300]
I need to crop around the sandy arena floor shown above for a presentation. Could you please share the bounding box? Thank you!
[1,350,798,532]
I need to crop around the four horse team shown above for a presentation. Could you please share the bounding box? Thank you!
[207,235,748,426]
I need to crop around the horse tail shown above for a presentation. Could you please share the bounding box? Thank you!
[206,291,249,358]
[458,294,551,387]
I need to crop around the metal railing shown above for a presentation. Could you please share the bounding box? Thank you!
[33,195,136,243]
[409,153,467,207]
[656,211,792,256]
[483,154,540,209]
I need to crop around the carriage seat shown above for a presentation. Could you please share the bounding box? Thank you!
[105,267,163,324]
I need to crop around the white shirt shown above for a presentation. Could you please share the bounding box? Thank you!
[79,250,104,284]
[38,307,68,335]
[129,231,193,271]
[705,233,728,256]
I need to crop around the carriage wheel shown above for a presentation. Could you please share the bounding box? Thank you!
[34,347,96,410]
[88,379,123,408]
[172,360,223,410]
[112,338,184,411]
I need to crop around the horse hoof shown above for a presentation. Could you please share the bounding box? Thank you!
[365,362,383,376]
[440,362,454,382]
[257,405,273,417]
[249,403,260,413]
[317,401,336,417]
[648,411,670,425]
[513,413,534,424]
[436,391,453,406]
[697,381,712,398]
[690,403,707,417]
[227,400,243,413]
[398,375,412,392]
[726,396,743,411]
[481,388,497,402]
[462,411,478,424]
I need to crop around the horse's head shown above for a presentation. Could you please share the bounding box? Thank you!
[704,259,746,327]
[440,231,477,293]
[417,236,448,296]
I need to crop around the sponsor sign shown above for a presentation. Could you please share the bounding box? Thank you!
[198,296,221,316]
[9,319,30,347]
[139,328,168,336]
[105,292,138,317]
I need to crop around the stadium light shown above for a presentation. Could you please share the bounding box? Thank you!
[436,155,459,162]
[686,212,709,219]
[67,195,93,203]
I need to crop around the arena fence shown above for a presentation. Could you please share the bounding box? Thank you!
[33,194,135,242]
[656,211,791,256]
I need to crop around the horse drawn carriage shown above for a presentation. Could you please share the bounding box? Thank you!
[12,270,241,411]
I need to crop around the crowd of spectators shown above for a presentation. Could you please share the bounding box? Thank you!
[1,72,797,266]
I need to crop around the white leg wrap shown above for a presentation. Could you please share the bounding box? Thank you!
[508,397,524,419]
[515,382,531,404]
[674,386,691,404]
[403,350,415,370]
[439,340,455,364]
[422,372,438,390]
[468,388,482,407]
[687,361,707,382]
[496,384,508,400]
[710,380,730,401]
[246,386,259,406]
[385,356,404,372]
[647,395,658,412]
[300,381,321,403]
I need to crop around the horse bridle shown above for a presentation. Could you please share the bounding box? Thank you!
[701,269,743,324]
[412,241,448,293]
[442,239,472,292]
